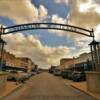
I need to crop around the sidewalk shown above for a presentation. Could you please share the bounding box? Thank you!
[71,82,100,100]
[0,81,23,100]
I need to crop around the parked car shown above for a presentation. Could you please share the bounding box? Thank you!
[37,70,42,74]
[53,68,62,76]
[61,69,71,79]
[28,72,36,77]
[18,71,29,81]
[49,66,57,73]
[66,70,73,80]
[7,70,29,83]
[72,71,86,82]
[7,70,18,81]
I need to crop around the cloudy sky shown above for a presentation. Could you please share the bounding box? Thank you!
[0,0,100,68]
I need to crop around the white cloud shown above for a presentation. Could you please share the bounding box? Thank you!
[69,0,100,28]
[51,0,100,58]
[53,0,100,50]
[69,0,100,58]
[0,0,48,24]
[79,0,97,13]
[51,14,67,24]
[38,5,48,19]
[68,0,100,47]
[95,24,100,41]
[54,0,69,5]
[2,33,70,68]
[48,14,68,37]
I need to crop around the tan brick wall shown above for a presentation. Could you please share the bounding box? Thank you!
[16,57,35,72]
[14,58,22,67]
[0,72,8,95]
[3,50,15,67]
[1,50,35,71]
[27,59,35,72]
[60,58,73,68]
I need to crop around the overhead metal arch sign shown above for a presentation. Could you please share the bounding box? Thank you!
[0,23,94,37]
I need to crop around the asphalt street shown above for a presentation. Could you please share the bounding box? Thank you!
[3,72,97,100]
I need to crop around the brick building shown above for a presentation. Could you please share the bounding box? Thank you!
[3,50,15,67]
[75,53,91,64]
[60,52,92,68]
[60,58,73,68]
[1,50,35,72]
[16,57,35,72]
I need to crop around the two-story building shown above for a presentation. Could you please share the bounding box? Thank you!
[1,50,35,72]
[3,50,15,67]
[15,57,35,72]
[60,58,73,68]
[60,52,92,69]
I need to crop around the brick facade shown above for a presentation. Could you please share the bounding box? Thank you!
[1,50,35,72]
[60,52,92,68]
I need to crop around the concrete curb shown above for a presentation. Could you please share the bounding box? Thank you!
[70,84,98,100]
[0,83,23,100]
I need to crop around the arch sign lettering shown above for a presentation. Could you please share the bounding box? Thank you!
[0,23,94,38]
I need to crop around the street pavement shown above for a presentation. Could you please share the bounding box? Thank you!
[3,72,97,100]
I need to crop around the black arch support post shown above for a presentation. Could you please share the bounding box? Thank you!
[0,25,6,71]
[89,29,100,71]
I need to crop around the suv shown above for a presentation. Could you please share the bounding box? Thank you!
[67,70,73,80]
[72,71,86,82]
[61,69,71,79]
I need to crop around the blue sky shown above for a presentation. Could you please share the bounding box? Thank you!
[0,16,14,26]
[33,0,69,18]
[0,0,69,46]
[0,0,74,48]
[0,0,100,68]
